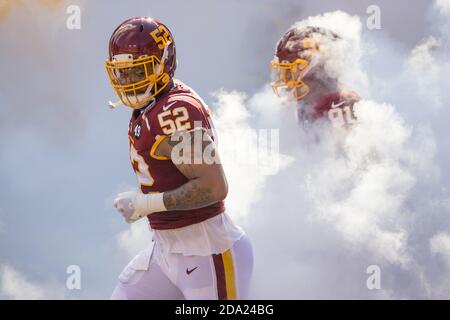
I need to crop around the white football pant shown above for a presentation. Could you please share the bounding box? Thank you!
[110,234,253,300]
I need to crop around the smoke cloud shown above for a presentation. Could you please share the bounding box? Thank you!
[209,8,450,298]
[0,264,64,299]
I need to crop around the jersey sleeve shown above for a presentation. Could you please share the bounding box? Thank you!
[149,98,210,160]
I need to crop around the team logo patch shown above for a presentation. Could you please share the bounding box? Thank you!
[134,123,141,139]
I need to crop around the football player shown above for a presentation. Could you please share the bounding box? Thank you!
[270,26,359,130]
[105,17,253,300]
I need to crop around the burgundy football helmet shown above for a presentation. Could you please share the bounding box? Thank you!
[270,26,340,101]
[105,17,177,108]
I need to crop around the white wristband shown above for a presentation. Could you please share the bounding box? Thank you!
[133,192,167,217]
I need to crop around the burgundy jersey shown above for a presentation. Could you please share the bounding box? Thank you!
[128,79,225,230]
[297,91,359,129]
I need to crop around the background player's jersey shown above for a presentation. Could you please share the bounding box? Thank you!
[128,79,224,230]
[297,91,360,129]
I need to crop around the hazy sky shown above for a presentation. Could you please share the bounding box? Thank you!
[0,0,448,299]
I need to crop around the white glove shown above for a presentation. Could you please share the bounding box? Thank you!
[113,190,166,223]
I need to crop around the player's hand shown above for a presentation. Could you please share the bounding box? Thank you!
[113,191,144,223]
[113,190,167,224]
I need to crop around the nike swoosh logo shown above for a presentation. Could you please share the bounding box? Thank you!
[162,101,177,111]
[331,100,346,109]
[186,267,198,275]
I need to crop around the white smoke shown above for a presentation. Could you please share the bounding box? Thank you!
[292,11,370,97]
[0,264,64,300]
[407,36,446,111]
[0,0,89,148]
[430,232,450,264]
[115,219,153,259]
[434,0,450,17]
[213,90,294,221]
[208,8,450,299]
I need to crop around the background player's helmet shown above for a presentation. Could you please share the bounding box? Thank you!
[105,17,177,108]
[270,26,340,101]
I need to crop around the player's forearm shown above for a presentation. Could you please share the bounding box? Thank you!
[163,176,227,211]
[114,174,227,223]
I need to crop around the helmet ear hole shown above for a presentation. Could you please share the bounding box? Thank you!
[139,25,144,32]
